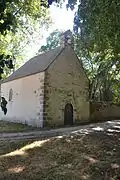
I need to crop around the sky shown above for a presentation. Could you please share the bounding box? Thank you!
[25,3,76,60]
[47,3,75,33]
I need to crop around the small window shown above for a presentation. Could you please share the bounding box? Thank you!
[9,89,13,101]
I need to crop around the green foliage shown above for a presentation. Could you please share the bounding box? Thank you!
[72,0,120,103]
[0,53,13,79]
[75,0,120,54]
[1,97,7,115]
[38,29,63,53]
[74,35,120,102]
[0,0,49,35]
[0,0,51,79]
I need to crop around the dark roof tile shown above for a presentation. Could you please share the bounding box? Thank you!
[3,46,63,83]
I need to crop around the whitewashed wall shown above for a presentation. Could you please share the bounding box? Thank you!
[1,72,45,127]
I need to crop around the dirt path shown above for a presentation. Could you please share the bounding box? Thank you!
[0,120,120,141]
[0,120,120,179]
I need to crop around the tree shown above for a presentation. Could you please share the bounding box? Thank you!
[38,29,63,53]
[0,0,51,79]
[0,0,52,112]
[74,0,120,55]
[71,0,120,102]
[74,35,120,102]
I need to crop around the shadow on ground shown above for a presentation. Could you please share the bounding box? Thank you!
[0,121,120,179]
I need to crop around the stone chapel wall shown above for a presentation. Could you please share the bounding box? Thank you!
[43,45,90,126]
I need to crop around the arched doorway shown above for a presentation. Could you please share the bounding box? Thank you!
[64,103,73,125]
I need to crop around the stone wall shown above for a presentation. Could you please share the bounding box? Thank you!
[90,101,120,122]
[1,72,45,127]
[43,45,90,127]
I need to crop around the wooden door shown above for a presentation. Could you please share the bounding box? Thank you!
[64,103,73,125]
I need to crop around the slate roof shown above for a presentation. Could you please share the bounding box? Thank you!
[3,46,63,83]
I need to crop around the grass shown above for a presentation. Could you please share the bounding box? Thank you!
[0,127,120,179]
[0,120,38,133]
